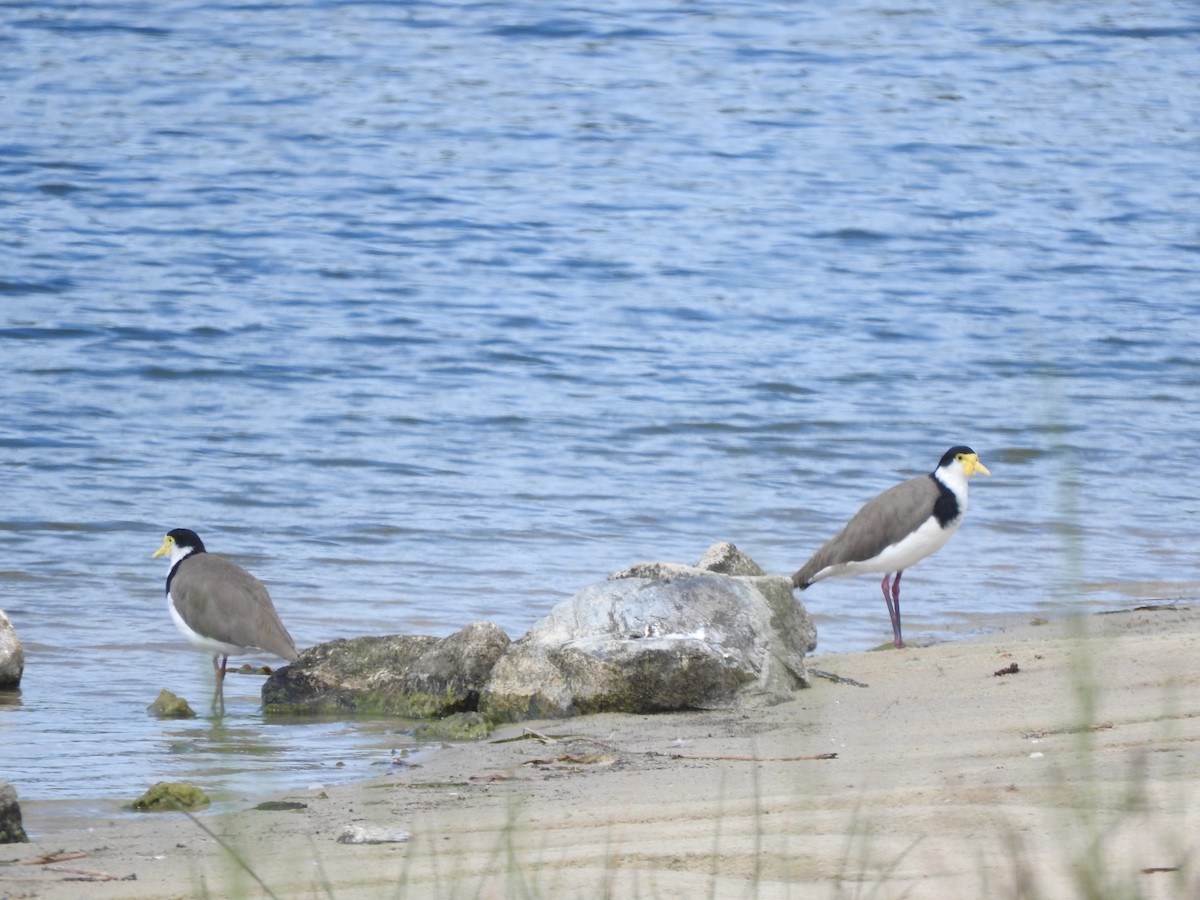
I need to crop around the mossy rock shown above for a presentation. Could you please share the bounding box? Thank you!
[410,711,494,741]
[129,781,210,812]
[146,689,197,719]
[263,685,478,718]
[262,624,510,718]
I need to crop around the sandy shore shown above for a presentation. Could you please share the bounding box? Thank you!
[6,605,1199,899]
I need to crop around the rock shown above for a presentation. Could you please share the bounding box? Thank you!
[254,800,308,811]
[0,782,29,843]
[146,688,197,719]
[608,541,766,581]
[262,621,511,717]
[607,560,705,581]
[130,782,210,812]
[256,544,811,725]
[409,711,493,741]
[337,824,411,844]
[0,611,24,689]
[479,545,816,722]
[693,541,767,576]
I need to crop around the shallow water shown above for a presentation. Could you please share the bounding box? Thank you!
[2,0,1199,811]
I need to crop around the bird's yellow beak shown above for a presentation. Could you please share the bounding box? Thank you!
[152,536,172,559]
[965,454,991,478]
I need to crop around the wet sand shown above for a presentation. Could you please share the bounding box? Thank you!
[6,605,1199,898]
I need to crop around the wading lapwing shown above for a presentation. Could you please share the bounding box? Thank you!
[792,446,991,649]
[152,528,298,713]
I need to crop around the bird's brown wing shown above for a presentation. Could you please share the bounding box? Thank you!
[172,555,298,660]
[792,475,940,588]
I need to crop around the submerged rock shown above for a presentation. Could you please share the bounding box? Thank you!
[0,782,28,843]
[130,782,210,812]
[0,611,24,690]
[146,688,197,719]
[262,621,510,717]
[479,543,816,722]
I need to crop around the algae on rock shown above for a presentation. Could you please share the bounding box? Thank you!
[130,782,211,812]
[146,688,197,719]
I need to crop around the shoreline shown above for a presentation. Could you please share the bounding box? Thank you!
[7,603,1200,898]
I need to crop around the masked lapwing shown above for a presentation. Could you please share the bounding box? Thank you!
[152,528,298,712]
[792,446,991,649]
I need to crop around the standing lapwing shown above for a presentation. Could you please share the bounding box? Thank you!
[792,446,991,649]
[152,528,298,712]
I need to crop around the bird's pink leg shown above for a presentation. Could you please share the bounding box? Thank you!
[891,571,905,648]
[880,572,906,648]
[211,654,228,715]
[880,573,901,649]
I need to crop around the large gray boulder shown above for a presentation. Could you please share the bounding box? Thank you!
[262,621,510,717]
[0,611,23,689]
[479,543,816,722]
[0,782,28,843]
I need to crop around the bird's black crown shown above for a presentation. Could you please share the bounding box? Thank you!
[937,445,977,470]
[166,528,207,554]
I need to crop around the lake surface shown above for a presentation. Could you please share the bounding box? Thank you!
[3,0,1199,815]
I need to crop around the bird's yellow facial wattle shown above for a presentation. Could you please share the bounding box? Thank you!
[152,535,174,559]
[960,452,991,478]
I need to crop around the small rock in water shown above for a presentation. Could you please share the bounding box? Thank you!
[232,663,273,674]
[337,824,411,844]
[146,689,197,719]
[0,610,24,689]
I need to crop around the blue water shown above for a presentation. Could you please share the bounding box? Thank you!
[3,1,1199,813]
